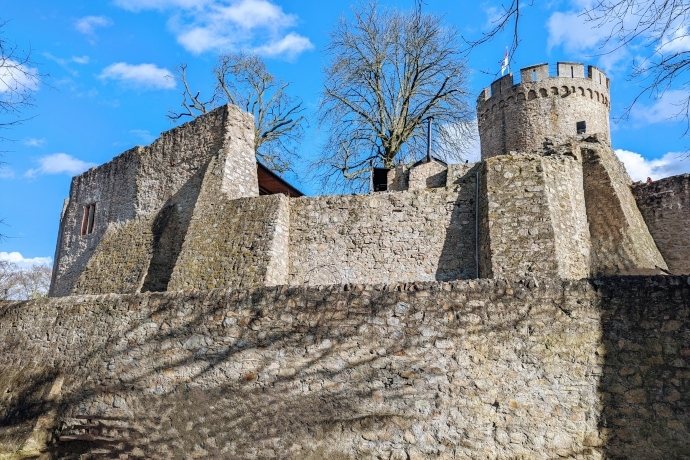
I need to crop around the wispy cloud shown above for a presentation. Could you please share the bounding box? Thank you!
[130,129,156,144]
[616,149,690,181]
[0,167,15,179]
[0,60,39,94]
[630,90,690,124]
[74,15,113,39]
[43,53,91,77]
[0,252,52,269]
[115,0,313,58]
[71,55,90,65]
[24,153,96,178]
[99,62,176,90]
[23,138,46,147]
[545,3,630,72]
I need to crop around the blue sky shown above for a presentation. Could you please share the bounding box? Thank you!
[1,0,690,266]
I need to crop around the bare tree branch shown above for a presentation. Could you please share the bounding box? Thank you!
[167,54,306,173]
[314,1,475,191]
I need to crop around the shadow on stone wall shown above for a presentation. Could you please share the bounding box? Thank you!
[596,276,690,459]
[436,168,479,281]
[1,278,689,459]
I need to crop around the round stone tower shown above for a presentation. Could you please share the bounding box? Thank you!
[476,62,610,159]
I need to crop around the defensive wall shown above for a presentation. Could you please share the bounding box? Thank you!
[50,105,257,297]
[49,99,677,298]
[477,62,610,159]
[632,174,690,274]
[5,62,690,459]
[1,277,689,459]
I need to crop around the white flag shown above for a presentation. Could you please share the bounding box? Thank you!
[500,47,509,76]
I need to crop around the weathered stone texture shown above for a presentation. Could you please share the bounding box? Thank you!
[542,151,591,279]
[477,63,610,159]
[49,149,139,297]
[288,184,478,285]
[480,154,568,278]
[1,276,689,459]
[50,105,259,297]
[581,142,667,275]
[407,160,447,190]
[168,194,289,291]
[633,174,690,274]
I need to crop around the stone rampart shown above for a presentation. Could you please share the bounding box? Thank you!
[632,174,690,274]
[477,62,610,159]
[580,140,667,275]
[49,148,139,297]
[168,194,289,291]
[479,152,590,279]
[288,180,478,285]
[50,105,258,297]
[1,277,688,459]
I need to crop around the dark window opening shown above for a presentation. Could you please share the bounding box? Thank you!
[571,66,574,78]
[373,168,390,192]
[532,70,536,81]
[81,203,96,236]
[576,121,587,134]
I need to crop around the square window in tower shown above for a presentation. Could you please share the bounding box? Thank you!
[576,121,586,134]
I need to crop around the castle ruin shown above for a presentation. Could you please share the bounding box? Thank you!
[1,63,689,459]
[48,63,686,297]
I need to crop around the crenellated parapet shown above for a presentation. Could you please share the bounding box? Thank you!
[476,62,611,160]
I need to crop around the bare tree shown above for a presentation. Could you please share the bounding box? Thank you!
[462,0,532,67]
[0,20,42,143]
[468,1,690,137]
[0,260,51,300]
[315,1,474,191]
[167,54,306,173]
[584,1,690,131]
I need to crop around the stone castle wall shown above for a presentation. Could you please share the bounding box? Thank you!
[581,141,667,275]
[49,148,139,296]
[50,105,258,296]
[288,178,478,285]
[2,277,689,459]
[477,63,610,159]
[479,152,590,279]
[633,174,690,274]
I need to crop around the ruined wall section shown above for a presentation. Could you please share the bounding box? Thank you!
[288,182,477,285]
[2,277,689,459]
[477,63,610,159]
[581,142,667,275]
[50,105,259,296]
[542,152,591,279]
[168,194,289,291]
[49,149,139,297]
[407,160,447,190]
[480,153,590,279]
[632,174,690,274]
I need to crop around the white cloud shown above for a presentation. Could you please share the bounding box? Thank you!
[23,138,46,147]
[130,129,156,143]
[115,0,313,58]
[99,62,176,90]
[74,15,113,36]
[631,90,690,123]
[24,153,96,178]
[0,252,52,269]
[113,0,211,11]
[546,4,630,72]
[616,149,690,181]
[252,33,314,58]
[0,167,15,179]
[71,56,91,65]
[0,60,39,94]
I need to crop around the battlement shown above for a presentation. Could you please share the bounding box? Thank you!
[477,62,610,106]
[476,62,611,159]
